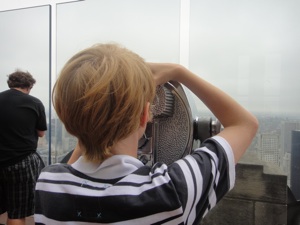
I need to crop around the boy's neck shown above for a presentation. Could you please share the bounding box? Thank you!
[110,127,144,158]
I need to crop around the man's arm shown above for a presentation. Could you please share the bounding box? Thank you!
[37,130,45,137]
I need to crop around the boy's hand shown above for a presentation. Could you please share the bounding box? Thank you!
[147,63,184,86]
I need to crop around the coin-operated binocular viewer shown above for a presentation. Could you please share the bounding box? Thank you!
[138,81,222,166]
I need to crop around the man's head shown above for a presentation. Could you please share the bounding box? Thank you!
[7,70,36,90]
[53,43,156,163]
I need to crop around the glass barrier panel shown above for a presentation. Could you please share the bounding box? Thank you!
[189,0,300,192]
[0,6,50,166]
[55,0,181,163]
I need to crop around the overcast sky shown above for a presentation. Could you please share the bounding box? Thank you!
[0,0,299,117]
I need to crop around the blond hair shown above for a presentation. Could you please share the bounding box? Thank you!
[53,43,155,163]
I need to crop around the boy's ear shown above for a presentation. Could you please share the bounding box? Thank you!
[140,102,150,127]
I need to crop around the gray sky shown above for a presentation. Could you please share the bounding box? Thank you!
[0,0,300,117]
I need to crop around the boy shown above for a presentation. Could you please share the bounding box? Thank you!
[35,43,258,224]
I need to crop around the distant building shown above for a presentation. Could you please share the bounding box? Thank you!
[257,133,280,166]
[281,121,300,153]
[291,130,300,199]
[282,152,291,185]
[279,121,300,185]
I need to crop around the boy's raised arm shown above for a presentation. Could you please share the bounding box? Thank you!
[148,63,259,164]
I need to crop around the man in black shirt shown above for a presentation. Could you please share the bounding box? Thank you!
[0,70,47,225]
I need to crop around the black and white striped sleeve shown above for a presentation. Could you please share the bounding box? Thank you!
[168,136,235,223]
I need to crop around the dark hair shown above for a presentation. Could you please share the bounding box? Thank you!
[7,70,36,88]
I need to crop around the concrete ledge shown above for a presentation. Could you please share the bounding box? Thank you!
[255,202,287,225]
[201,151,288,225]
[200,198,254,225]
[228,163,287,204]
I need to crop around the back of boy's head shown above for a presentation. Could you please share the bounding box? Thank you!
[53,43,156,163]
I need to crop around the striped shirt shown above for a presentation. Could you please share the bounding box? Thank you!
[35,136,235,225]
